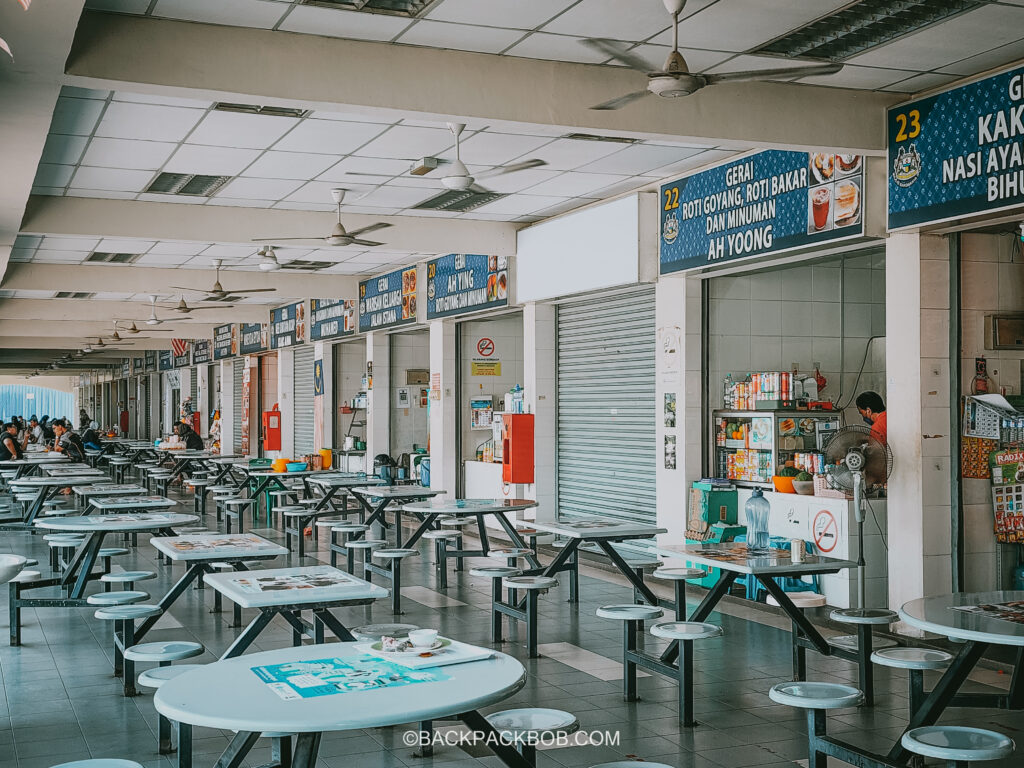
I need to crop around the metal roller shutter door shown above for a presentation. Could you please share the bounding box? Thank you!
[293,345,315,455]
[143,377,151,440]
[556,286,656,524]
[190,369,198,406]
[233,362,243,453]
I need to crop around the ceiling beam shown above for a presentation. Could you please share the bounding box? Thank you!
[65,11,899,155]
[1,261,358,299]
[0,335,175,351]
[0,319,218,341]
[21,195,516,257]
[0,298,269,324]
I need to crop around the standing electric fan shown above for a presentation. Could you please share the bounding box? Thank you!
[822,425,893,610]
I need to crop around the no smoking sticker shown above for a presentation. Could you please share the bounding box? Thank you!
[812,510,838,553]
[477,337,495,357]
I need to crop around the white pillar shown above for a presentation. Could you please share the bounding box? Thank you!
[523,303,556,522]
[221,360,234,453]
[315,341,334,452]
[886,232,953,626]
[197,365,210,438]
[365,333,389,464]
[429,320,457,498]
[277,347,295,459]
[656,273,703,544]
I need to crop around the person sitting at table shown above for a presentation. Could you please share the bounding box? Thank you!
[26,416,43,445]
[175,421,204,451]
[0,422,24,460]
[82,421,103,451]
[53,419,87,462]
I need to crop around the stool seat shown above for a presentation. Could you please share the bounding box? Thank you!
[48,538,84,548]
[372,548,419,560]
[346,539,386,550]
[87,590,149,606]
[622,556,662,569]
[650,621,722,641]
[488,548,534,558]
[10,569,41,583]
[902,726,1014,762]
[871,647,954,670]
[185,480,211,487]
[99,548,130,557]
[315,518,346,528]
[44,533,84,542]
[769,681,865,710]
[93,604,162,621]
[270,490,296,497]
[50,760,145,768]
[100,571,157,584]
[43,508,74,516]
[830,607,897,625]
[279,507,308,517]
[768,592,827,609]
[486,708,579,739]
[298,499,321,507]
[138,663,203,690]
[332,523,370,533]
[503,575,556,590]
[590,763,674,768]
[224,498,257,507]
[44,499,69,507]
[123,640,204,662]
[653,567,707,581]
[471,566,522,578]
[207,486,236,493]
[422,529,460,540]
[351,623,419,641]
[438,517,474,527]
[597,603,664,621]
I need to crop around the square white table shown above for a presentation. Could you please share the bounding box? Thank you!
[7,475,109,526]
[203,564,388,658]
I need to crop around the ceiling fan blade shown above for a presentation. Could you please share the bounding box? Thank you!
[703,62,843,84]
[349,238,385,247]
[169,286,206,293]
[249,236,327,242]
[476,159,548,180]
[580,38,654,73]
[345,222,392,238]
[221,288,278,295]
[590,89,653,111]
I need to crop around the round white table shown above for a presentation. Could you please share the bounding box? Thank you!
[155,642,528,768]
[888,591,1024,763]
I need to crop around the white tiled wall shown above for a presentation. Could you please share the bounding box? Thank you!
[333,338,365,441]
[708,251,886,426]
[389,329,430,456]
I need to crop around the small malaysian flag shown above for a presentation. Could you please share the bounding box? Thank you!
[171,339,189,357]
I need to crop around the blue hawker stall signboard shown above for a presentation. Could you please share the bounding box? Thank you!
[426,254,508,320]
[660,149,865,274]
[269,302,305,349]
[239,323,268,355]
[191,340,212,365]
[888,64,1024,230]
[213,324,236,360]
[158,351,172,371]
[310,299,355,341]
[358,267,417,332]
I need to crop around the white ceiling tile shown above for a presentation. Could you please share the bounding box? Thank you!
[272,201,337,212]
[427,0,575,29]
[150,0,288,28]
[356,126,455,160]
[383,174,447,189]
[69,167,154,192]
[504,32,613,64]
[272,119,387,154]
[286,180,373,205]
[881,72,962,95]
[939,39,1024,77]
[397,20,525,54]
[97,238,156,253]
[655,149,740,179]
[457,212,520,221]
[520,171,630,197]
[513,137,625,171]
[542,0,675,41]
[347,186,435,209]
[135,253,193,266]
[473,194,571,215]
[334,205,401,216]
[453,132,554,166]
[148,241,212,256]
[319,262,364,274]
[672,0,848,50]
[278,5,413,41]
[217,177,304,200]
[576,144,707,175]
[797,64,917,90]
[66,188,139,200]
[618,44,732,73]
[847,5,1024,71]
[40,134,88,166]
[457,167,561,194]
[34,164,74,187]
[164,144,263,175]
[112,91,212,109]
[706,54,821,76]
[319,156,410,181]
[200,244,259,259]
[81,137,178,170]
[32,250,91,263]
[50,97,106,136]
[309,110,395,124]
[187,111,299,150]
[587,179,651,199]
[209,198,277,208]
[95,101,205,143]
[136,193,208,204]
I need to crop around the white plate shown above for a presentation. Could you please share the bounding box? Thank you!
[371,638,451,655]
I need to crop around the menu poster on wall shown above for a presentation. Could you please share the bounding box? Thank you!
[426,253,508,319]
[132,357,144,374]
[359,267,417,332]
[270,302,305,349]
[888,64,1024,230]
[310,298,356,340]
[659,149,864,274]
[192,340,212,365]
[158,351,172,371]
[144,350,157,372]
[239,323,268,355]
[213,324,236,360]
[121,359,130,377]
[173,349,190,368]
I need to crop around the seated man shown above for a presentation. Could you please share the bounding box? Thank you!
[0,422,24,460]
[53,419,87,462]
[82,421,103,451]
[176,421,204,451]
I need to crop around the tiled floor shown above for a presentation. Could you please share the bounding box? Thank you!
[0,484,1020,768]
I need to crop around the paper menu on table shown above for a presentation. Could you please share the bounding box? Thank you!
[250,655,449,700]
[355,639,494,669]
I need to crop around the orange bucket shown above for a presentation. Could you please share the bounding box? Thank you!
[319,449,332,470]
[271,458,288,473]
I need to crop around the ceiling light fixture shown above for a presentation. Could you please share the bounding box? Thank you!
[257,246,282,272]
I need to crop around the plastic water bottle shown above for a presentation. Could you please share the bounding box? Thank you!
[745,488,771,551]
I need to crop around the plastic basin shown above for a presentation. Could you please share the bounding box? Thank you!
[285,462,308,472]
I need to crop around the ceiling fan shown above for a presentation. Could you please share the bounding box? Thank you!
[171,259,276,299]
[256,246,282,272]
[162,295,223,314]
[435,122,547,192]
[115,319,173,335]
[582,0,843,111]
[253,189,391,247]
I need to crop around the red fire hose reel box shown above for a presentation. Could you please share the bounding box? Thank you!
[501,413,534,484]
[262,406,281,452]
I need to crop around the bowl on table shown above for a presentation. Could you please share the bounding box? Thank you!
[772,476,796,494]
[285,461,308,472]
[792,480,815,495]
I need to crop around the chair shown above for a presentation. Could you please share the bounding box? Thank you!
[438,516,472,571]
[125,640,205,753]
[499,576,557,658]
[901,726,1014,767]
[829,607,898,706]
[766,591,827,681]
[471,566,522,643]
[650,621,723,726]
[224,497,257,534]
[330,523,370,571]
[368,548,419,614]
[184,478,212,516]
[100,570,156,593]
[344,538,386,576]
[597,604,665,702]
[871,647,953,713]
[652,567,707,620]
[769,680,866,768]
[50,760,145,768]
[92,603,163,695]
[423,530,461,588]
[486,708,579,768]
